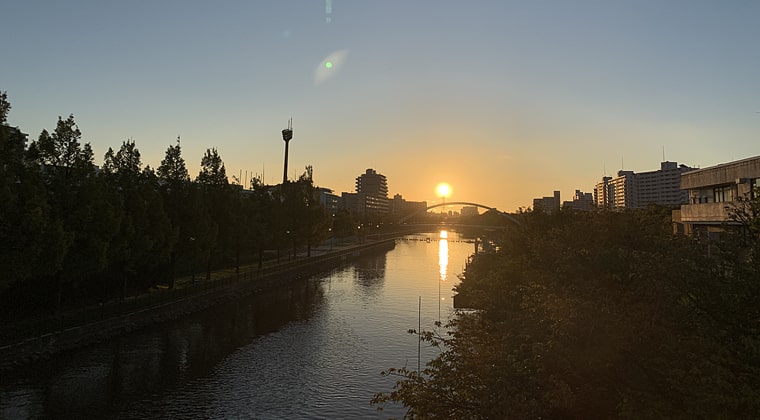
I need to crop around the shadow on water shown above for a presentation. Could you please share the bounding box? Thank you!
[0,275,325,419]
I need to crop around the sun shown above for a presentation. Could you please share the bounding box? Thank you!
[436,182,452,198]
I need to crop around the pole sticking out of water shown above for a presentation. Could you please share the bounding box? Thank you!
[418,296,421,373]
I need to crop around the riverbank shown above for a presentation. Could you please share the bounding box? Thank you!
[0,239,396,373]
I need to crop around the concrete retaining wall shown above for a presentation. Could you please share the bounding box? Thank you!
[0,239,395,373]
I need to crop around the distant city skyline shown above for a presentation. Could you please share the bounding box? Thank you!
[3,1,759,211]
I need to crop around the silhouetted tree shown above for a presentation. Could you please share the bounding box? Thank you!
[102,140,171,300]
[196,148,228,280]
[0,92,66,301]
[157,138,191,288]
[26,115,118,313]
[158,137,190,188]
[331,209,356,238]
[196,147,228,187]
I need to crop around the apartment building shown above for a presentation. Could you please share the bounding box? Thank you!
[594,161,694,210]
[533,191,560,213]
[341,168,391,217]
[563,190,595,211]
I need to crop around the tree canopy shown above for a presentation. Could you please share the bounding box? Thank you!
[374,207,760,418]
[0,92,332,317]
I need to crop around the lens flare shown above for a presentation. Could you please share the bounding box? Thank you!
[314,49,348,86]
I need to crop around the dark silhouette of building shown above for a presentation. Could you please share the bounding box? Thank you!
[391,193,428,220]
[356,168,388,198]
[563,190,595,211]
[341,168,390,217]
[533,191,560,213]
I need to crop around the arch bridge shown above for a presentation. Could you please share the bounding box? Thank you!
[398,201,521,226]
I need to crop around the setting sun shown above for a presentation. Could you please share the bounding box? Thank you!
[436,182,452,198]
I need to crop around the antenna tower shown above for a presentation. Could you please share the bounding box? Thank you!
[282,118,293,184]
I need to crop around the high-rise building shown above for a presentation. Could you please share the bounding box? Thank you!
[341,168,391,217]
[356,168,388,198]
[637,161,692,207]
[594,162,694,210]
[594,177,612,209]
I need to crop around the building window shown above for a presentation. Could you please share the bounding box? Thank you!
[714,186,734,203]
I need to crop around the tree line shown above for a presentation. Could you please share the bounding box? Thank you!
[373,205,760,418]
[0,92,334,318]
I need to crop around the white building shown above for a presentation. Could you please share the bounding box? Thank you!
[594,162,694,210]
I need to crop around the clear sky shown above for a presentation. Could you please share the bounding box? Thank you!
[3,0,759,212]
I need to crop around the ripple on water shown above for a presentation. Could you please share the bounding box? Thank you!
[3,235,472,419]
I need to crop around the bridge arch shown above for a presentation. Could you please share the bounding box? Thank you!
[398,201,521,225]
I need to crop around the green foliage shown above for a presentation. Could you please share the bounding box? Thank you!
[278,176,329,257]
[375,208,760,418]
[0,112,65,294]
[332,209,356,238]
[0,91,10,124]
[157,138,190,187]
[102,139,142,185]
[30,115,94,174]
[0,93,331,318]
[724,186,760,244]
[196,147,228,187]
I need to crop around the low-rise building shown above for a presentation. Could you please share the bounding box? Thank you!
[318,187,340,216]
[673,155,760,237]
[390,194,427,219]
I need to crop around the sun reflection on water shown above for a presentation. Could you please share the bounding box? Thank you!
[438,230,449,282]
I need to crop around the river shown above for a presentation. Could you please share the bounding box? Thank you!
[0,231,475,419]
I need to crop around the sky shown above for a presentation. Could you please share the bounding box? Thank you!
[2,0,759,212]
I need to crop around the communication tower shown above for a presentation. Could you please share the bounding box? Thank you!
[282,118,293,184]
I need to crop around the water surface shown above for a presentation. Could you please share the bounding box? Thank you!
[1,232,475,419]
